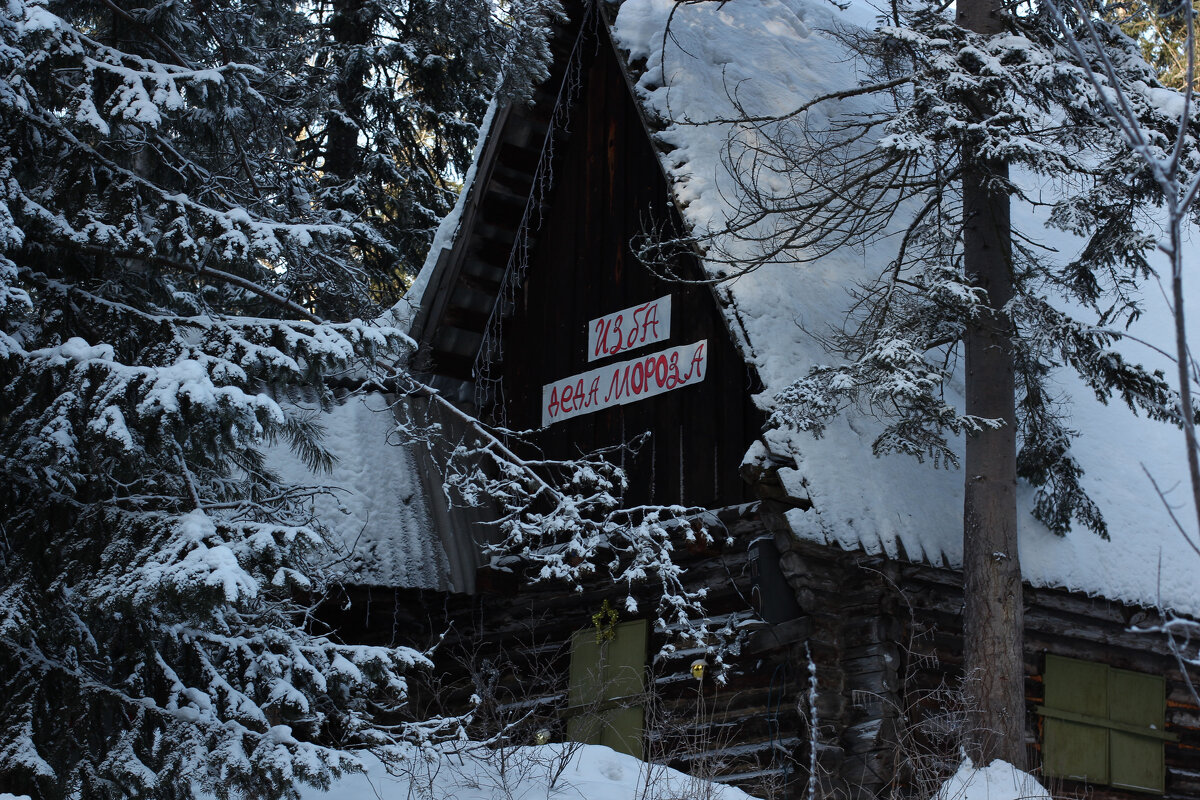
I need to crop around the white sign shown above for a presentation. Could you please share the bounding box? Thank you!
[587,295,671,361]
[542,340,707,427]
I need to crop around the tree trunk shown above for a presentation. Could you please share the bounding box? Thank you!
[957,0,1026,770]
[325,0,371,179]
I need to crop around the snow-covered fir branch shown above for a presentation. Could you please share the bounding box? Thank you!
[0,0,604,798]
[700,0,1200,538]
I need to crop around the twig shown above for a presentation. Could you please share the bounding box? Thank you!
[680,74,916,126]
[69,242,322,323]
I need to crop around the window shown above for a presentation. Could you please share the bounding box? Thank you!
[1039,654,1176,794]
[566,618,647,759]
[749,538,801,623]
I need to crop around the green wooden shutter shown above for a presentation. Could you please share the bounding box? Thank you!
[1040,655,1173,795]
[1044,654,1110,784]
[1109,667,1166,794]
[567,619,647,759]
[567,629,606,747]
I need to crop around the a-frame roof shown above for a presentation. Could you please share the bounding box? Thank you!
[404,2,589,405]
[400,0,1200,616]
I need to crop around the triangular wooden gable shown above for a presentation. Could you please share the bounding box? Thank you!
[412,0,763,509]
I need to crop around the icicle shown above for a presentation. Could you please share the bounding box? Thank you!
[807,641,819,800]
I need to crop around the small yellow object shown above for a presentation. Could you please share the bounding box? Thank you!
[592,599,620,643]
[535,728,551,746]
[690,660,706,681]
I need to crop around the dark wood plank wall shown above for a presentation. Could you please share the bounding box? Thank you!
[892,562,1200,800]
[767,521,1200,800]
[320,506,810,800]
[490,22,763,510]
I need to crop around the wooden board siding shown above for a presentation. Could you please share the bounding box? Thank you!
[319,502,1200,800]
[317,505,812,800]
[766,525,1200,800]
[483,21,763,510]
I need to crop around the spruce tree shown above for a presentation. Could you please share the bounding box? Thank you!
[1111,0,1200,88]
[0,0,561,797]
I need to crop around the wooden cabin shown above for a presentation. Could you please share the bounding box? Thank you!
[319,0,1200,798]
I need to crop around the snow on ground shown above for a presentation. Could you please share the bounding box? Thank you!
[612,0,1200,614]
[0,751,1051,800]
[266,392,449,589]
[204,743,761,800]
[933,760,1051,800]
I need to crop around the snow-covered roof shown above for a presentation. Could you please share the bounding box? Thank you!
[392,100,500,332]
[608,0,1200,615]
[268,393,450,590]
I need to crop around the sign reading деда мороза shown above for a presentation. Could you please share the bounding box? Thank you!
[541,295,706,427]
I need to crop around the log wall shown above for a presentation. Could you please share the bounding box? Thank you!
[766,511,1200,800]
[321,502,1200,800]
[322,504,813,799]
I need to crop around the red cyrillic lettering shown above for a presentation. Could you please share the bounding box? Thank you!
[643,302,660,341]
[593,318,611,358]
[626,307,642,348]
[684,342,706,381]
[655,355,668,387]
[605,365,630,402]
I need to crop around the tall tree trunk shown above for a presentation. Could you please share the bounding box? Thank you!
[957,0,1026,770]
[325,0,370,179]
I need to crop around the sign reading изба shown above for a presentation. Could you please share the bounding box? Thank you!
[542,340,707,427]
[587,295,671,361]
